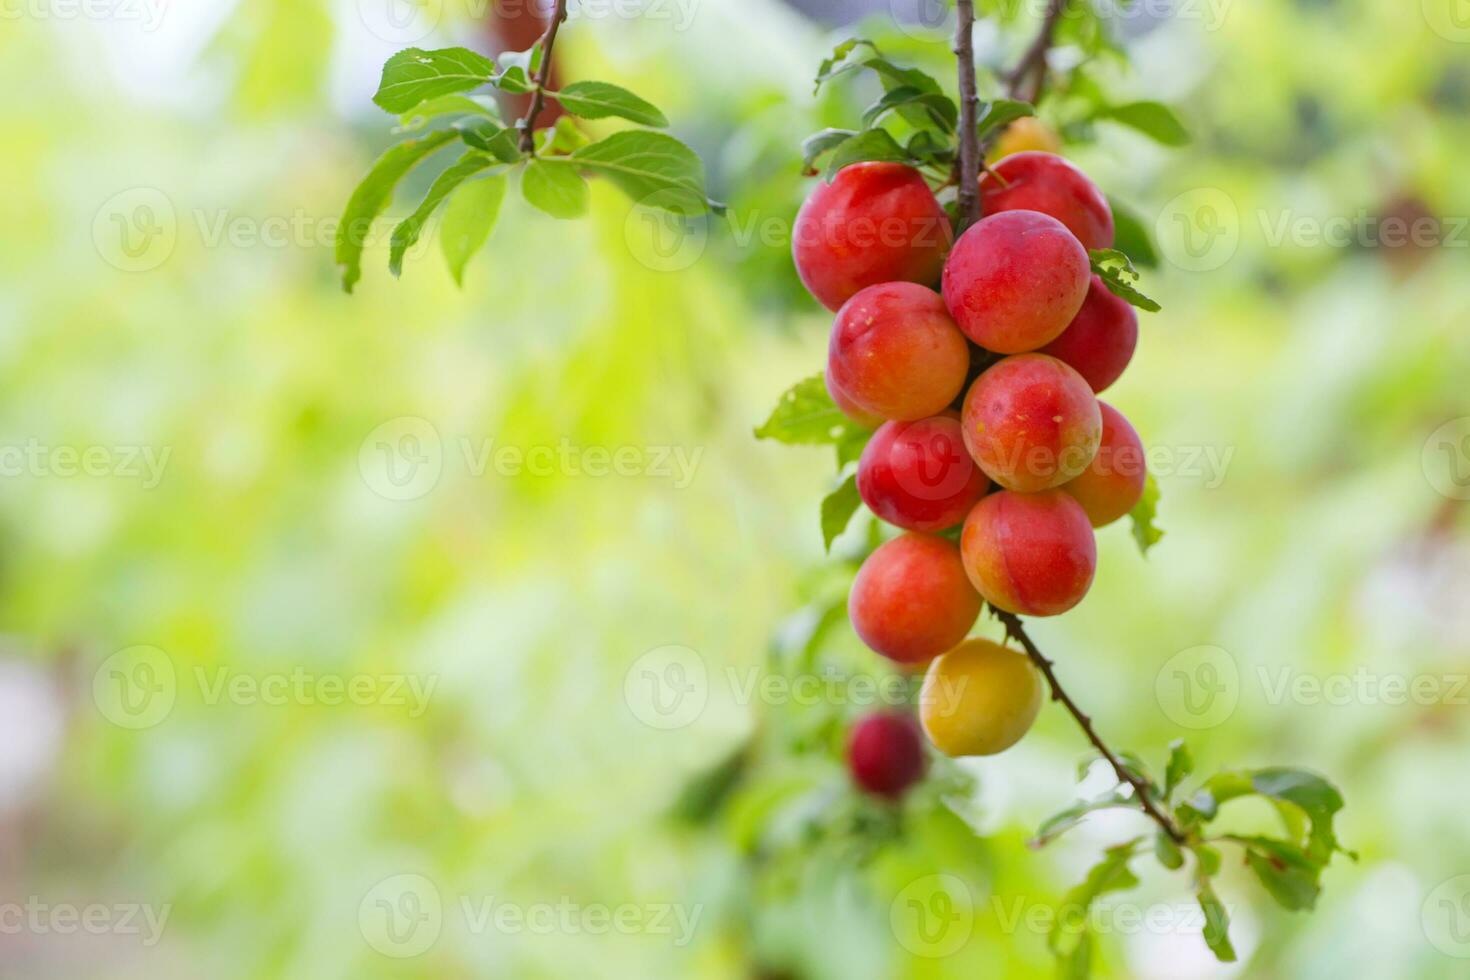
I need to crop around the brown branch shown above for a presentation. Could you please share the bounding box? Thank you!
[953,0,983,232]
[518,0,570,155]
[1005,0,1069,104]
[994,608,1186,843]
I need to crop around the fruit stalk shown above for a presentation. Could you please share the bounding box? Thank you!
[953,0,983,232]
[995,608,1187,844]
[518,0,571,154]
[961,0,1185,846]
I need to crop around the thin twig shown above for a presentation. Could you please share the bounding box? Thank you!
[518,0,570,155]
[953,0,983,232]
[1005,0,1069,104]
[995,608,1187,844]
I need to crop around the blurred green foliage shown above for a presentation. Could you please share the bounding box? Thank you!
[3,1,1470,977]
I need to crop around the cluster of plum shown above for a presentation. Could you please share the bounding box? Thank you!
[792,151,1150,796]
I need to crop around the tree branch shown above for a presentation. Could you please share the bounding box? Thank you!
[518,0,570,155]
[953,0,983,232]
[1005,0,1069,104]
[994,608,1186,844]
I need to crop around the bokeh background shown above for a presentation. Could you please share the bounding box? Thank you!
[3,0,1470,976]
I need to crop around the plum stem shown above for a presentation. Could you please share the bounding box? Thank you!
[995,607,1188,844]
[519,0,570,155]
[953,0,983,233]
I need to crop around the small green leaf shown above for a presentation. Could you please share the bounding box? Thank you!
[1155,830,1185,870]
[1164,739,1193,801]
[754,375,866,448]
[1090,248,1162,313]
[1032,789,1134,847]
[834,427,872,470]
[554,80,668,127]
[814,38,880,93]
[440,173,507,286]
[494,45,540,94]
[825,128,911,180]
[862,86,957,133]
[976,99,1035,142]
[389,152,496,276]
[1050,839,1141,958]
[1197,882,1236,962]
[374,47,496,114]
[1239,838,1321,911]
[521,159,589,219]
[336,129,457,293]
[802,129,856,173]
[1249,768,1350,863]
[545,116,591,154]
[571,131,709,215]
[457,120,522,163]
[1193,843,1222,877]
[1100,101,1191,146]
[1057,929,1094,980]
[820,475,862,552]
[1130,472,1164,555]
[398,93,502,131]
[1108,196,1159,268]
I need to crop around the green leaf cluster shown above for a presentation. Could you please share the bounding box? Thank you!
[337,45,715,291]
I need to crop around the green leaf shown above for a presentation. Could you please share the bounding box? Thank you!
[1164,739,1193,801]
[834,427,872,470]
[456,120,522,163]
[440,173,507,286]
[1100,101,1191,147]
[1032,789,1134,847]
[825,128,911,180]
[546,116,591,153]
[976,99,1035,142]
[494,45,541,94]
[554,80,668,127]
[1249,768,1350,863]
[336,129,457,293]
[1155,830,1185,870]
[571,131,709,215]
[814,38,880,93]
[1197,881,1236,962]
[1238,838,1322,911]
[820,475,862,552]
[521,159,589,219]
[389,152,496,277]
[1108,196,1159,269]
[802,129,856,174]
[1130,472,1164,555]
[373,47,496,114]
[1090,248,1162,313]
[813,39,949,131]
[398,93,502,131]
[1057,929,1094,980]
[862,86,957,133]
[1193,843,1222,877]
[1050,840,1141,958]
[753,374,867,449]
